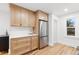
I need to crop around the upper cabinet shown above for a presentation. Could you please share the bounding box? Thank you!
[37,10,48,21]
[21,8,29,27]
[10,4,36,27]
[10,4,21,26]
[28,11,36,27]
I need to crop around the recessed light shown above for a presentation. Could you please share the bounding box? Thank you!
[64,8,68,12]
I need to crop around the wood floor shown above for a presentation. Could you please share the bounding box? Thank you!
[0,44,77,55]
[0,51,8,55]
[27,44,77,55]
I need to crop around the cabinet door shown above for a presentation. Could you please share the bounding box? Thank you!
[11,37,31,55]
[10,5,17,26]
[38,11,48,21]
[32,36,38,50]
[15,6,21,26]
[29,11,36,27]
[21,8,29,26]
[10,4,21,26]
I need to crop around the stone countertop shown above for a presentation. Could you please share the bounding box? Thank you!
[9,34,38,39]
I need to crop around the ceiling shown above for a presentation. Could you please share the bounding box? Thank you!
[15,3,79,16]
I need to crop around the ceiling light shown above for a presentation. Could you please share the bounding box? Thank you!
[64,8,68,12]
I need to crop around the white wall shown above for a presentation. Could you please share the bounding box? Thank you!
[48,14,59,46]
[0,4,10,35]
[49,12,79,48]
[58,12,79,48]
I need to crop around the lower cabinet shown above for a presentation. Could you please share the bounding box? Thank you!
[11,36,38,55]
[31,36,38,50]
[11,37,31,55]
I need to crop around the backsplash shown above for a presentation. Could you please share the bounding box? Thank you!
[8,27,33,35]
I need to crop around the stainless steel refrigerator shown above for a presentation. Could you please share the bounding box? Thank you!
[38,19,48,49]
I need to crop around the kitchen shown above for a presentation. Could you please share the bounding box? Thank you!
[0,1,78,59]
[0,3,48,55]
[1,3,79,55]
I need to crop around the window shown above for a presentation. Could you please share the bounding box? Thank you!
[67,28,75,36]
[66,17,76,36]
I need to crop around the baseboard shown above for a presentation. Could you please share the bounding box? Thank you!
[57,42,77,48]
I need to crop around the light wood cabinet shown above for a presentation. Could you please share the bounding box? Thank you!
[37,10,48,21]
[10,4,21,26]
[11,36,38,55]
[15,6,21,26]
[31,36,38,50]
[11,37,31,55]
[33,12,39,34]
[10,4,36,27]
[21,8,29,26]
[29,11,36,27]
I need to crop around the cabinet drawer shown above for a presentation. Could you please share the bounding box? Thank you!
[12,38,29,43]
[12,42,31,49]
[11,45,31,55]
[12,39,30,48]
